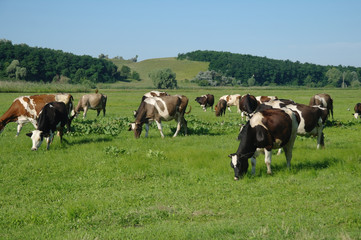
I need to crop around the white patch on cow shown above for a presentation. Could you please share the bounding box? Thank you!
[231,155,238,168]
[249,112,267,129]
[130,123,136,130]
[18,96,37,118]
[354,113,359,119]
[315,95,327,107]
[55,94,69,103]
[144,97,170,119]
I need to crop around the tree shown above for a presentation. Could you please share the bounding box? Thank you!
[6,60,20,78]
[325,68,342,87]
[15,67,27,80]
[149,68,177,89]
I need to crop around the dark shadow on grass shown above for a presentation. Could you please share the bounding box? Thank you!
[62,136,113,146]
[169,127,222,136]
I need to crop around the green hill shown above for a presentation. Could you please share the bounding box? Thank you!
[110,57,209,88]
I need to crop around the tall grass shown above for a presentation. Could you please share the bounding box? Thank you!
[0,80,92,93]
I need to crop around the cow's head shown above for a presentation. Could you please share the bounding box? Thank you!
[228,153,249,180]
[195,97,202,104]
[26,130,47,150]
[128,122,142,138]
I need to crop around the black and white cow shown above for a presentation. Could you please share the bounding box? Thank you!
[309,93,333,120]
[264,99,327,149]
[195,94,214,111]
[129,95,190,138]
[26,102,70,150]
[354,103,361,119]
[229,108,298,180]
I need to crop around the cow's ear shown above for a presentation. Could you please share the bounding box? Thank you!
[26,132,32,137]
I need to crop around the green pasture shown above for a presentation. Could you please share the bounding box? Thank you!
[0,88,360,239]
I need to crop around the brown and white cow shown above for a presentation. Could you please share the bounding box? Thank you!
[215,99,227,117]
[229,108,298,179]
[264,99,327,149]
[256,96,278,104]
[74,93,107,118]
[309,93,333,120]
[129,95,191,138]
[354,103,361,119]
[219,94,241,113]
[0,94,73,136]
[26,102,70,151]
[195,94,214,111]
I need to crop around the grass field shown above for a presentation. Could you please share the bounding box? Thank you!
[0,88,360,239]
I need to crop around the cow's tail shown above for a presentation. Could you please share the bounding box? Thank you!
[185,105,192,114]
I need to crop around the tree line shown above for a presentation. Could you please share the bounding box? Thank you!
[178,50,361,87]
[0,40,139,85]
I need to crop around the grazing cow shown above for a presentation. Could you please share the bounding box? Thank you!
[229,108,298,180]
[0,94,73,136]
[239,94,259,119]
[195,94,214,111]
[219,94,241,113]
[309,93,333,120]
[74,93,107,118]
[215,99,227,117]
[354,103,361,119]
[264,100,327,149]
[26,102,70,150]
[129,95,190,138]
[256,96,278,104]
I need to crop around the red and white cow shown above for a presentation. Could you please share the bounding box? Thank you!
[0,94,73,136]
[195,94,214,111]
[256,96,278,104]
[229,108,298,179]
[134,91,170,118]
[129,95,191,138]
[219,94,241,113]
[309,93,333,120]
[354,103,361,119]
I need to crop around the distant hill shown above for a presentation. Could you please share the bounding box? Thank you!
[110,57,209,87]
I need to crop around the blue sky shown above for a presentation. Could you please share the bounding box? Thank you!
[1,0,361,67]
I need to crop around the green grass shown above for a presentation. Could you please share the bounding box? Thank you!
[0,80,92,93]
[109,57,209,88]
[0,88,360,239]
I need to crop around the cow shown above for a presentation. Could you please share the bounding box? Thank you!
[264,100,327,149]
[219,94,241,113]
[229,108,298,180]
[354,103,361,119]
[26,102,70,151]
[129,95,191,138]
[215,99,227,117]
[195,94,214,111]
[239,94,259,120]
[309,93,333,120]
[0,94,73,136]
[256,96,278,104]
[74,93,107,118]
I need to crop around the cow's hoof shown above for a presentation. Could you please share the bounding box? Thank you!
[234,177,239,181]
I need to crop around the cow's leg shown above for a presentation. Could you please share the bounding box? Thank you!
[97,110,101,116]
[227,106,232,112]
[173,119,181,138]
[145,123,149,137]
[16,123,23,137]
[83,107,88,118]
[264,149,272,174]
[156,121,165,138]
[103,108,106,116]
[316,121,324,149]
[277,148,282,155]
[201,105,206,111]
[251,156,256,175]
[46,132,54,150]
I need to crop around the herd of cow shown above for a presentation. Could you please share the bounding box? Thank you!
[1,90,360,180]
